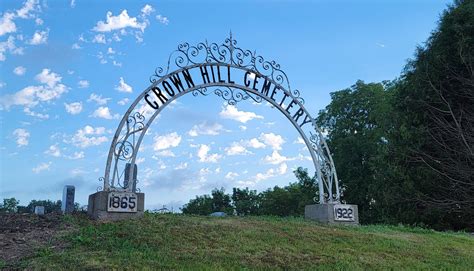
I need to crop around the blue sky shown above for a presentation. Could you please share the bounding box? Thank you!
[0,0,451,210]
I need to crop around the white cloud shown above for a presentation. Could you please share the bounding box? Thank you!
[91,106,119,119]
[93,10,147,32]
[70,125,108,148]
[264,151,288,165]
[0,36,24,62]
[92,34,106,44]
[23,107,49,119]
[154,150,176,157]
[248,138,266,149]
[225,142,251,156]
[32,162,51,173]
[17,0,39,19]
[44,144,61,157]
[13,66,26,75]
[117,98,129,105]
[153,132,181,151]
[188,122,224,137]
[239,125,247,131]
[175,162,188,170]
[225,172,239,180]
[0,13,17,36]
[29,29,48,45]
[13,128,29,147]
[219,105,263,123]
[107,47,115,54]
[141,4,154,16]
[0,69,67,109]
[67,151,84,160]
[112,60,122,67]
[70,0,76,8]
[77,80,89,88]
[0,82,6,88]
[197,144,221,163]
[87,93,110,105]
[71,43,81,49]
[64,102,82,115]
[115,77,132,93]
[259,133,285,151]
[156,15,169,25]
[35,18,43,25]
[294,137,306,145]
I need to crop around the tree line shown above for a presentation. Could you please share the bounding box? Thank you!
[0,198,81,214]
[183,1,473,230]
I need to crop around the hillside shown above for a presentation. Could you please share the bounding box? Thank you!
[2,213,473,270]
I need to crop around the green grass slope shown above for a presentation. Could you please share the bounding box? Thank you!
[17,214,474,270]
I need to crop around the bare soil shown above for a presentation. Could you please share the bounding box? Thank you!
[0,213,68,266]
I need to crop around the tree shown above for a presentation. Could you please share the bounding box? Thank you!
[0,198,20,213]
[389,0,474,230]
[232,188,259,216]
[211,188,233,214]
[181,195,213,215]
[317,81,393,223]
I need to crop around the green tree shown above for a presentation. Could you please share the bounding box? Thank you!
[211,188,233,214]
[391,0,474,230]
[1,197,20,213]
[232,188,259,216]
[317,81,393,223]
[181,195,213,215]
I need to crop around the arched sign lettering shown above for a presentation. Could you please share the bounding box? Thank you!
[100,35,340,204]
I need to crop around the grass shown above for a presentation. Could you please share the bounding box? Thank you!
[19,213,474,270]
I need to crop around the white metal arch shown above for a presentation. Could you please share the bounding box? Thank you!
[101,35,340,204]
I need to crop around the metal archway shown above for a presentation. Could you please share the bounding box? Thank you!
[100,35,340,204]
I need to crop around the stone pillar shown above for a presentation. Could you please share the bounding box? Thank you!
[87,191,145,221]
[61,185,75,214]
[305,203,359,225]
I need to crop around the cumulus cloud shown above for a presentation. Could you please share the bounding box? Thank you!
[67,151,84,160]
[0,69,67,109]
[153,132,181,151]
[13,66,26,75]
[92,34,106,44]
[64,102,82,115]
[87,93,110,105]
[0,13,17,37]
[44,144,61,157]
[0,36,24,62]
[264,151,288,165]
[32,162,51,173]
[77,80,89,88]
[225,142,251,156]
[156,15,169,25]
[219,105,263,123]
[29,29,48,45]
[23,107,49,119]
[70,125,108,148]
[117,98,129,105]
[197,144,221,163]
[188,122,224,137]
[93,10,147,32]
[91,106,119,119]
[0,0,40,37]
[13,128,29,147]
[225,172,239,180]
[259,132,285,151]
[141,4,154,16]
[115,77,132,93]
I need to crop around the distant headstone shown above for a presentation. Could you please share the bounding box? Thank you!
[61,185,75,214]
[34,206,45,215]
[210,212,226,217]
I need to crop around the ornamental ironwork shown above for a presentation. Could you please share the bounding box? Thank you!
[100,34,341,204]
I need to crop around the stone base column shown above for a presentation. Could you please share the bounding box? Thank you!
[87,191,145,221]
[305,203,359,225]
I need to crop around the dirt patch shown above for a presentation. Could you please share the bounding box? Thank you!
[0,213,69,265]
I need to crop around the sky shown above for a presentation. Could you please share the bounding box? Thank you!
[0,0,451,210]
